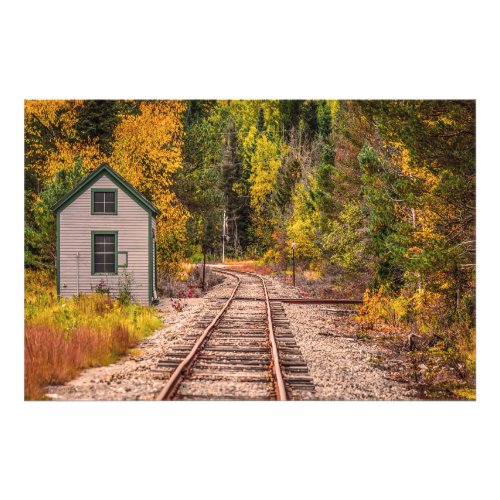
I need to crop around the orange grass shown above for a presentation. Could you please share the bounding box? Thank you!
[25,324,130,399]
[24,270,162,400]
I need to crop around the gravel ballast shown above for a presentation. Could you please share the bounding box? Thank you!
[46,271,415,401]
[282,303,415,400]
[262,275,416,400]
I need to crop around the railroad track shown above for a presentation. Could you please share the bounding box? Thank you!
[155,269,316,401]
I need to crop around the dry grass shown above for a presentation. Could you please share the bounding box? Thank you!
[24,269,162,400]
[25,324,130,399]
[224,260,274,275]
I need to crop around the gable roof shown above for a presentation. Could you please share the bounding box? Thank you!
[52,163,161,215]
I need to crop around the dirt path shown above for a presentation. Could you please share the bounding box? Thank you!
[46,271,415,401]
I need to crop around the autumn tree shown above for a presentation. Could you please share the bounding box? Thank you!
[359,100,475,309]
[248,135,282,249]
[25,100,107,269]
[25,100,105,194]
[25,100,189,277]
[110,100,188,276]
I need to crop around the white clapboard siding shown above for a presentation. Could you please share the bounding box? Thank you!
[59,174,150,305]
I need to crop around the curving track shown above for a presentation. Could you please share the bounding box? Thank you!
[155,269,315,401]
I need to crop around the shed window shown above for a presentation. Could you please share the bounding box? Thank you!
[93,191,116,214]
[93,233,117,274]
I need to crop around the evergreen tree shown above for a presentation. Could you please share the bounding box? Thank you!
[25,159,86,270]
[274,157,301,211]
[301,100,319,139]
[279,100,303,137]
[256,107,265,133]
[74,100,122,156]
[318,100,332,138]
[358,146,407,290]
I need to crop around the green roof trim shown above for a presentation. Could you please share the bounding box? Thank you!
[52,163,161,215]
[148,211,152,306]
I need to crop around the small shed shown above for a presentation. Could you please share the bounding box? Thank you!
[52,163,160,305]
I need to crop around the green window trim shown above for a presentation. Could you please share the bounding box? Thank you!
[91,231,118,275]
[117,251,128,268]
[91,188,118,215]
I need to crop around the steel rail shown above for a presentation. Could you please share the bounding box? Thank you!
[272,298,363,305]
[156,271,241,401]
[210,297,362,304]
[259,273,288,401]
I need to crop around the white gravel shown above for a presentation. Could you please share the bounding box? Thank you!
[263,275,416,400]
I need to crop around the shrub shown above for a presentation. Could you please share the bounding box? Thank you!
[93,279,111,295]
[356,287,415,329]
[262,248,282,265]
[118,269,136,305]
[356,284,475,399]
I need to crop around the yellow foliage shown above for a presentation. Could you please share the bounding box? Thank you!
[357,285,454,334]
[386,140,448,265]
[261,247,282,264]
[248,135,283,243]
[25,100,103,186]
[286,182,321,261]
[249,135,281,206]
[48,139,105,179]
[328,100,340,122]
[26,100,189,275]
[412,288,448,333]
[110,101,188,273]
[111,101,185,191]
[357,288,391,328]
[226,100,283,139]
[357,287,414,328]
[25,100,82,136]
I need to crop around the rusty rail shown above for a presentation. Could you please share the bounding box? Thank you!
[262,276,288,400]
[211,297,362,305]
[274,298,362,305]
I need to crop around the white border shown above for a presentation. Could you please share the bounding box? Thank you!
[2,2,499,499]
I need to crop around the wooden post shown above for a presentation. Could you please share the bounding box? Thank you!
[292,246,295,287]
[234,217,238,259]
[202,252,206,291]
[222,210,226,263]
